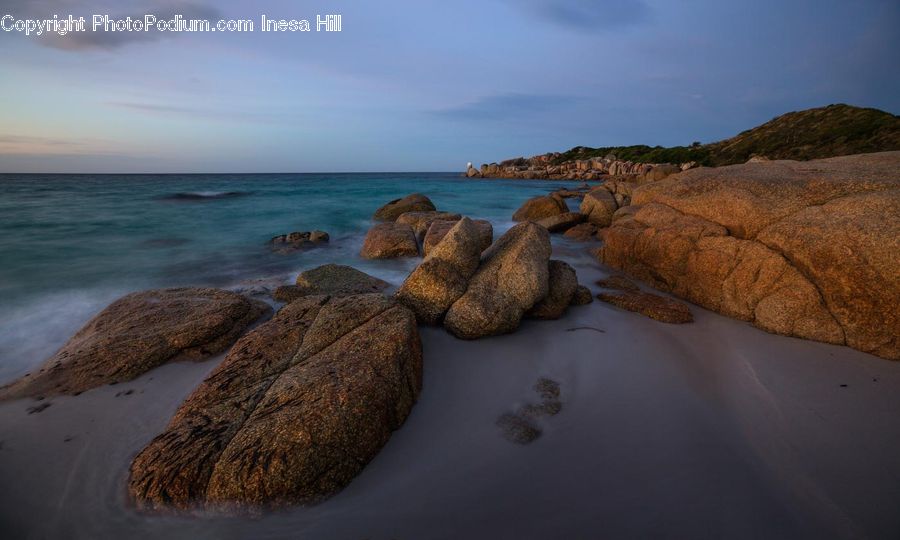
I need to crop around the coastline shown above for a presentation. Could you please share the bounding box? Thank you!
[2,246,899,538]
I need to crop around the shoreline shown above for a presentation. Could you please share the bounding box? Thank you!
[2,249,899,538]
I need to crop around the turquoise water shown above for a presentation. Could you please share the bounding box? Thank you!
[0,173,569,382]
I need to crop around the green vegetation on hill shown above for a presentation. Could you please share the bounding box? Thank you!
[550,104,900,166]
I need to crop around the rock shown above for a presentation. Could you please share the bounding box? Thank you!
[444,222,551,339]
[563,222,600,241]
[599,152,900,359]
[0,289,270,400]
[580,189,618,226]
[373,193,436,222]
[268,231,329,253]
[396,211,462,240]
[598,290,693,323]
[423,219,493,256]
[129,294,422,509]
[535,212,585,233]
[395,218,483,324]
[466,165,481,178]
[512,195,568,222]
[527,260,578,320]
[571,285,594,305]
[596,276,640,292]
[273,264,389,302]
[360,222,419,259]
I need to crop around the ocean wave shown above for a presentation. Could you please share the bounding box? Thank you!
[158,191,253,201]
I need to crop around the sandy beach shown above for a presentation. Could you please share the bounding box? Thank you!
[2,246,898,539]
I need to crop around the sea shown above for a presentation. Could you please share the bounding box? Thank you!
[0,172,571,384]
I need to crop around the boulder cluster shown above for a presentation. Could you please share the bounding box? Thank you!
[466,153,692,181]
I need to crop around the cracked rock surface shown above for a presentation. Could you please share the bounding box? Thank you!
[598,152,900,359]
[128,293,422,510]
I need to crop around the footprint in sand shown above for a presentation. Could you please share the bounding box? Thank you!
[496,377,563,444]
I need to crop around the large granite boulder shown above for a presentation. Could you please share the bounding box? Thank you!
[599,152,900,359]
[395,218,483,324]
[373,193,436,221]
[0,288,270,400]
[444,222,551,339]
[580,188,618,226]
[273,264,389,303]
[512,195,568,222]
[535,212,585,233]
[423,219,493,256]
[129,294,422,509]
[360,222,419,259]
[396,211,462,241]
[527,260,578,320]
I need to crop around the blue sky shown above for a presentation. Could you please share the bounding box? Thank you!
[1,0,898,173]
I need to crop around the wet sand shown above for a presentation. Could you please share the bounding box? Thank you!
[1,254,899,539]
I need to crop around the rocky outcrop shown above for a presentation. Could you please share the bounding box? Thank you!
[599,152,900,359]
[273,264,388,303]
[468,154,694,181]
[597,290,694,324]
[396,211,462,241]
[526,260,578,319]
[512,195,568,222]
[580,189,618,226]
[373,193,436,221]
[444,222,551,339]
[360,222,419,259]
[535,212,585,233]
[0,289,270,400]
[395,218,483,324]
[423,219,493,256]
[129,294,422,509]
[268,231,329,253]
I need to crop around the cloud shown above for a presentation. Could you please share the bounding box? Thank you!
[510,0,650,30]
[106,101,303,124]
[38,2,221,51]
[433,93,584,121]
[0,134,122,155]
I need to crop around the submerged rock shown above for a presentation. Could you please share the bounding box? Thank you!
[273,264,389,302]
[268,230,329,253]
[597,290,693,324]
[444,222,551,339]
[360,222,419,259]
[527,260,578,320]
[373,193,436,221]
[563,222,600,242]
[0,288,270,400]
[395,218,483,324]
[129,294,422,510]
[423,219,493,256]
[496,413,541,444]
[596,276,640,292]
[512,195,568,222]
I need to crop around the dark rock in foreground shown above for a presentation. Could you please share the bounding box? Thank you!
[268,230,329,253]
[0,288,270,400]
[597,290,693,324]
[273,264,389,303]
[571,285,594,305]
[373,193,436,221]
[129,294,422,510]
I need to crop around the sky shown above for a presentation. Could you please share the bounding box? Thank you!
[0,0,898,173]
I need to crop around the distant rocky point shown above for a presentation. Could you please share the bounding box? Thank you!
[465,104,900,180]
